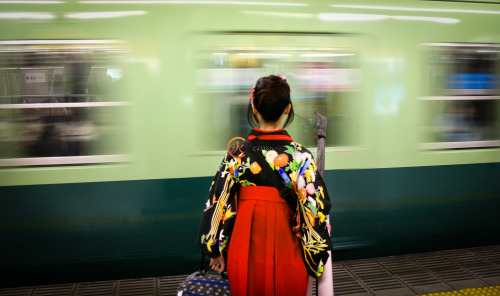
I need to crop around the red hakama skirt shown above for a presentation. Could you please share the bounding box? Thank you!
[227,186,308,296]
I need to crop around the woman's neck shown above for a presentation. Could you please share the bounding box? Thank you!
[258,121,282,131]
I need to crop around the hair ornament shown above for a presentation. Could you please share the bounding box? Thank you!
[277,74,286,80]
[249,86,255,104]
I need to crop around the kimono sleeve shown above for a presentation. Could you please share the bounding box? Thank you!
[294,151,333,278]
[197,154,240,259]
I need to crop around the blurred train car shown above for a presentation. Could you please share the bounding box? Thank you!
[0,0,499,287]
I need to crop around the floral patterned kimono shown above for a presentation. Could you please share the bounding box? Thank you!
[197,128,332,296]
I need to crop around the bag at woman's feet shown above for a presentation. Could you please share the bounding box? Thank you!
[177,253,231,296]
[177,270,231,296]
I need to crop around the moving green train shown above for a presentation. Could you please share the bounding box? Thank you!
[1,0,499,287]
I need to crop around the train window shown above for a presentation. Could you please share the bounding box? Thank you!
[0,40,129,167]
[420,43,500,149]
[196,46,361,150]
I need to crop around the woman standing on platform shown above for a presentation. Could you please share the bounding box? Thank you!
[197,75,333,296]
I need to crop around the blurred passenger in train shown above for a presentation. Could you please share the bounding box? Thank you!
[437,101,479,142]
[198,75,332,295]
[65,55,90,103]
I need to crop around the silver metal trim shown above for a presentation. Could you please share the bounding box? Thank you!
[420,96,500,101]
[422,43,500,48]
[188,147,367,157]
[0,94,110,99]
[420,140,500,150]
[0,154,131,167]
[0,40,124,45]
[0,102,130,109]
[314,147,368,153]
[446,90,499,96]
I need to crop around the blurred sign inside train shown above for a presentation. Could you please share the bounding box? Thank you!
[0,40,130,167]
[296,63,360,89]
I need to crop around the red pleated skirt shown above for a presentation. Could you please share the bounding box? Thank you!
[227,186,308,296]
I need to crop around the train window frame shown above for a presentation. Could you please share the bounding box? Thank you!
[0,40,131,167]
[190,33,366,154]
[419,42,500,150]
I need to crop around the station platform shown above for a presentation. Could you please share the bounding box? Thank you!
[0,245,498,296]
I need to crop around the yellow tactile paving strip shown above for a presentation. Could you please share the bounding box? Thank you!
[418,286,500,296]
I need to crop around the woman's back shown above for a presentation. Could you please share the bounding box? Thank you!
[197,75,332,295]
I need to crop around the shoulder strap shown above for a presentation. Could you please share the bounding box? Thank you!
[243,140,296,210]
[315,112,327,179]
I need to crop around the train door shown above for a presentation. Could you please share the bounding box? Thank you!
[186,33,368,152]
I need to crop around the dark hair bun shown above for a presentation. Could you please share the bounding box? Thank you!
[247,75,295,128]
